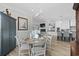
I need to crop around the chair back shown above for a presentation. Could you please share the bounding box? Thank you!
[33,39,46,47]
[15,36,21,48]
[31,38,46,56]
[63,31,69,37]
[72,31,76,38]
[57,31,62,37]
[15,36,24,46]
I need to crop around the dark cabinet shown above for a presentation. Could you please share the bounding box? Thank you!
[9,17,16,50]
[71,3,79,56]
[0,12,16,56]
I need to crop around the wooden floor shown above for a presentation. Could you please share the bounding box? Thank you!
[7,39,70,56]
[47,39,70,56]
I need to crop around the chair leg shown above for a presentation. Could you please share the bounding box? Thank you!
[18,48,21,56]
[44,51,46,56]
[29,50,31,56]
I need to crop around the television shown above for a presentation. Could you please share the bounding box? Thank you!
[40,23,45,27]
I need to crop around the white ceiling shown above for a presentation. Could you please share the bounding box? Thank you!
[0,3,74,16]
[0,3,75,26]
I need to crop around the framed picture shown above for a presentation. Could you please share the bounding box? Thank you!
[48,23,55,32]
[18,17,28,30]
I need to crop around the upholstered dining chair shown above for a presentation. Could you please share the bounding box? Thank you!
[63,31,70,42]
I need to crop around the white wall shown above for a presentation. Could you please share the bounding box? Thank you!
[0,4,33,40]
[31,3,75,30]
[0,3,76,40]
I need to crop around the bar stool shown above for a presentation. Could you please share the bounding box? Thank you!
[63,31,70,42]
[57,31,62,41]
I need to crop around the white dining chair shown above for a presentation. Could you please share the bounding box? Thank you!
[15,36,30,56]
[45,34,52,49]
[31,39,46,56]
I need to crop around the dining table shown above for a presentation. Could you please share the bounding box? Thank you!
[24,37,46,55]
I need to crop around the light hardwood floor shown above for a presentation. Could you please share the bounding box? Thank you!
[7,38,70,56]
[47,40,70,56]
